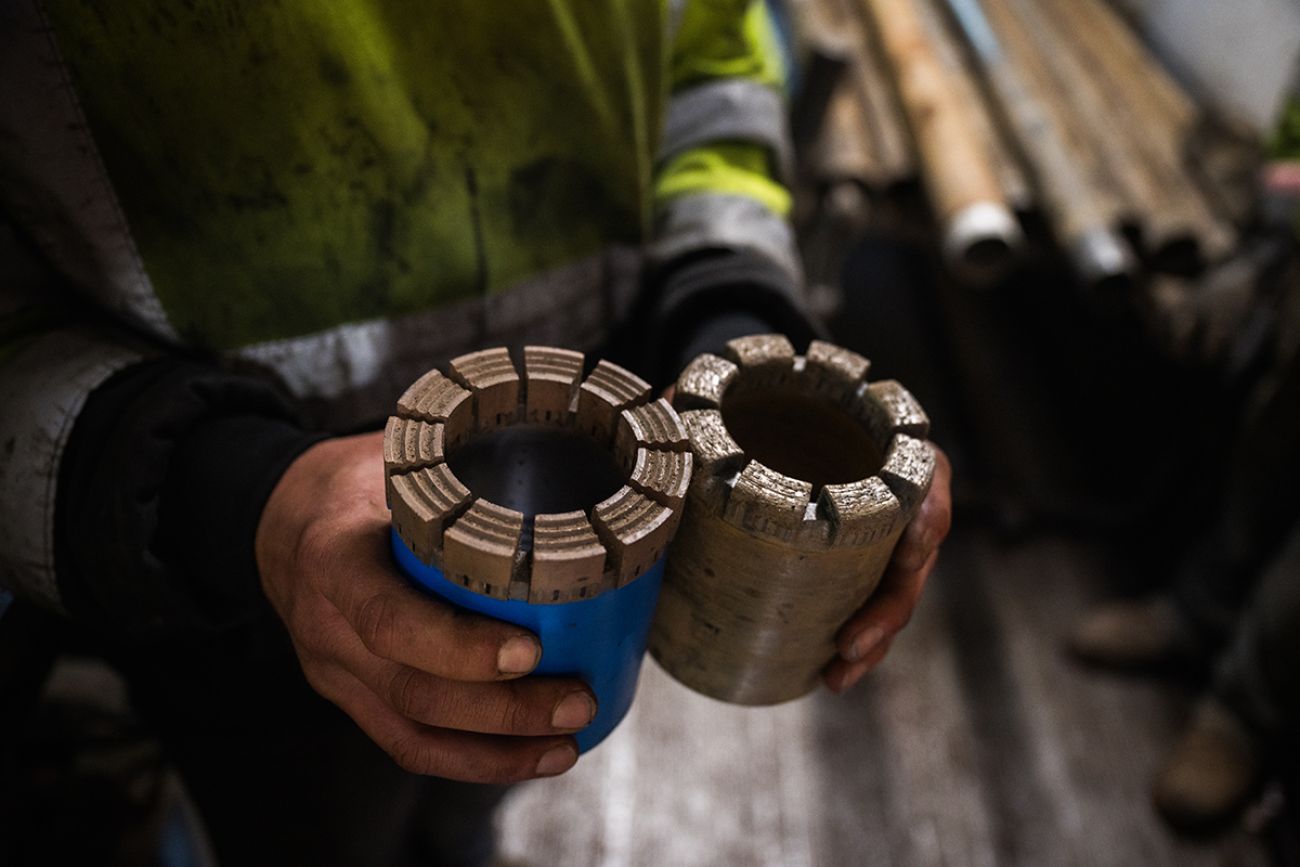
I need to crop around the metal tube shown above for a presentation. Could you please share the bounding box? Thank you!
[858,0,1022,277]
[942,0,1135,291]
[652,336,935,705]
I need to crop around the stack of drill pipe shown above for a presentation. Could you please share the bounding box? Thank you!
[994,0,1235,269]
[857,0,1023,277]
[1048,0,1238,263]
[908,0,1033,217]
[787,0,857,159]
[385,347,691,604]
[795,0,894,311]
[651,336,935,704]
[796,0,1240,284]
[941,0,1135,291]
[801,0,915,194]
[1051,0,1252,245]
[1044,0,1196,143]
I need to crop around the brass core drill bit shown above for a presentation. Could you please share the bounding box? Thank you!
[650,335,936,705]
[384,347,693,604]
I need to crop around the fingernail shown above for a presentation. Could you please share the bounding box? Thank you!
[498,636,540,675]
[848,626,884,662]
[535,745,577,777]
[551,691,596,729]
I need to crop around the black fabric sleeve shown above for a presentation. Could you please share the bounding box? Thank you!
[613,248,828,386]
[55,359,327,640]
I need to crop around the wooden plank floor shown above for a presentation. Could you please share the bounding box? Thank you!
[496,527,1272,867]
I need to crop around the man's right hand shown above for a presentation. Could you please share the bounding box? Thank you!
[254,431,592,783]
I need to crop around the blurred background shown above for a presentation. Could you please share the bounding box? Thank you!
[497,1,1300,864]
[4,0,1300,864]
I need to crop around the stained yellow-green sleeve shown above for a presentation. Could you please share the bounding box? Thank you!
[656,0,791,215]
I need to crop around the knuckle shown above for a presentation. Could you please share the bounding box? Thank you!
[388,738,434,775]
[290,608,332,654]
[386,667,427,719]
[500,683,535,734]
[300,661,341,703]
[896,543,927,572]
[928,494,953,533]
[292,520,337,577]
[299,659,328,692]
[880,597,912,633]
[356,593,397,657]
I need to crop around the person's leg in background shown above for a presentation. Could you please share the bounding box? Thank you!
[1069,253,1300,833]
[1070,258,1300,672]
[1154,514,1300,831]
[1169,311,1300,655]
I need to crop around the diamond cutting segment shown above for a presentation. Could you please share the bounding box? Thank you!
[673,353,739,410]
[386,463,473,565]
[722,461,814,541]
[448,348,520,431]
[523,346,584,425]
[722,333,796,372]
[614,398,689,465]
[383,416,445,477]
[576,360,653,444]
[804,340,871,399]
[530,511,610,604]
[396,367,447,418]
[627,448,693,509]
[442,499,525,600]
[395,369,474,448]
[859,380,931,445]
[878,433,937,514]
[592,486,679,588]
[677,410,745,477]
[817,477,903,547]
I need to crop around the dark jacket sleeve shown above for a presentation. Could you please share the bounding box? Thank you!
[619,247,827,386]
[55,359,326,640]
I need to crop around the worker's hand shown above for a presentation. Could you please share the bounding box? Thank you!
[255,431,592,783]
[823,444,952,693]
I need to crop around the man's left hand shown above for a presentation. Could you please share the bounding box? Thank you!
[823,445,952,693]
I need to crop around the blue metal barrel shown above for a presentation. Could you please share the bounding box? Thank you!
[391,529,664,752]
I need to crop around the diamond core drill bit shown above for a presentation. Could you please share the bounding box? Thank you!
[651,335,935,705]
[384,346,693,750]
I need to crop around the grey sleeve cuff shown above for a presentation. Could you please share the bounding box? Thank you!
[0,329,142,611]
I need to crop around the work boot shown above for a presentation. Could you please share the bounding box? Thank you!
[1152,699,1264,834]
[1067,595,1202,671]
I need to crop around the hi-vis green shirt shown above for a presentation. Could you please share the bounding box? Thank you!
[0,0,797,609]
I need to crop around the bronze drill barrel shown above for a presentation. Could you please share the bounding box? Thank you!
[650,336,935,705]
